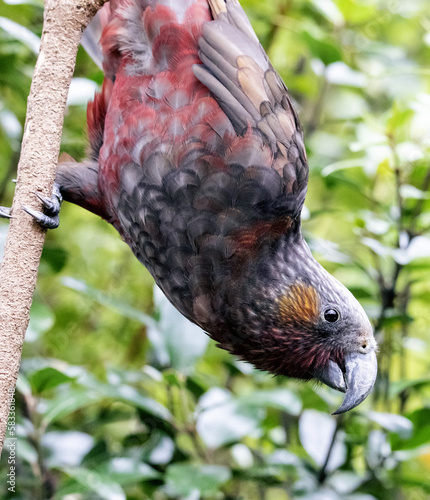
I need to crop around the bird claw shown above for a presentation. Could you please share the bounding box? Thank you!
[23,206,60,230]
[35,184,62,215]
[0,206,12,219]
[23,183,62,229]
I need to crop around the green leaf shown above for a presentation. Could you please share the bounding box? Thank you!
[310,0,344,26]
[394,444,430,463]
[359,211,392,235]
[42,431,94,467]
[146,434,175,465]
[299,410,346,471]
[326,471,367,496]
[301,30,342,65]
[395,408,430,450]
[386,104,414,135]
[326,62,366,87]
[62,277,161,330]
[60,467,125,500]
[0,108,21,140]
[104,457,160,484]
[366,430,391,470]
[361,237,392,257]
[165,463,231,498]
[390,377,430,397]
[29,366,75,393]
[42,388,103,426]
[41,245,68,272]
[239,388,302,416]
[197,388,264,448]
[16,437,38,465]
[321,159,365,177]
[393,236,430,264]
[16,373,32,397]
[151,285,209,373]
[3,0,43,5]
[0,16,40,53]
[400,184,429,200]
[68,77,99,106]
[106,384,173,423]
[364,412,412,439]
[27,301,55,342]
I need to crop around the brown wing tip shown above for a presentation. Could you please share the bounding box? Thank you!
[58,153,77,164]
[208,0,241,18]
[207,0,227,17]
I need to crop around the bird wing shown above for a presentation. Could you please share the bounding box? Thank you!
[62,0,309,328]
[194,0,309,220]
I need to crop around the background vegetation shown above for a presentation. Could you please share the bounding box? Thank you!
[1,0,430,498]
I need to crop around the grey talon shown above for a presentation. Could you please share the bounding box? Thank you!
[23,205,60,230]
[24,183,62,229]
[35,184,62,215]
[0,206,12,219]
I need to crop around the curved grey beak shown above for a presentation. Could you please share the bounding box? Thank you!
[315,351,377,415]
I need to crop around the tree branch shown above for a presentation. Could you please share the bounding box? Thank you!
[318,416,343,484]
[0,0,106,456]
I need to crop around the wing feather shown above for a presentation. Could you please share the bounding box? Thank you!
[194,0,308,219]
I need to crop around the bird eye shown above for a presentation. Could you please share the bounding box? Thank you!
[324,308,339,323]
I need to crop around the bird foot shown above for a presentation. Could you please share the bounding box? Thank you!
[0,179,16,220]
[23,183,62,229]
[0,206,12,219]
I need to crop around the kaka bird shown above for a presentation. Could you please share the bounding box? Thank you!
[1,0,377,413]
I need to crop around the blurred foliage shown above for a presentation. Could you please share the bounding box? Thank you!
[1,0,430,498]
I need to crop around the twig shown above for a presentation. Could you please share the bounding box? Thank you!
[318,416,342,484]
[0,0,106,456]
[371,140,404,404]
[372,139,422,410]
[306,71,330,136]
[398,282,411,414]
[264,0,293,53]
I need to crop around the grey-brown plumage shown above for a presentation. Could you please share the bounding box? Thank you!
[6,0,377,413]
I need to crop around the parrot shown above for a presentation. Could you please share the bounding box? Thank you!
[0,0,377,414]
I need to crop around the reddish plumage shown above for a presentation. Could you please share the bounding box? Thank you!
[87,78,113,161]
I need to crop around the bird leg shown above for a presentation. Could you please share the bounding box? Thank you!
[22,183,63,229]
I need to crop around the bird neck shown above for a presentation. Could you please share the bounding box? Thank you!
[209,227,308,335]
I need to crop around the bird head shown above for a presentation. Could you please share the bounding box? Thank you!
[277,260,377,414]
[220,236,378,415]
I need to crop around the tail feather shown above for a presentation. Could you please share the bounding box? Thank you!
[99,0,210,77]
[87,79,113,161]
[81,3,111,70]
